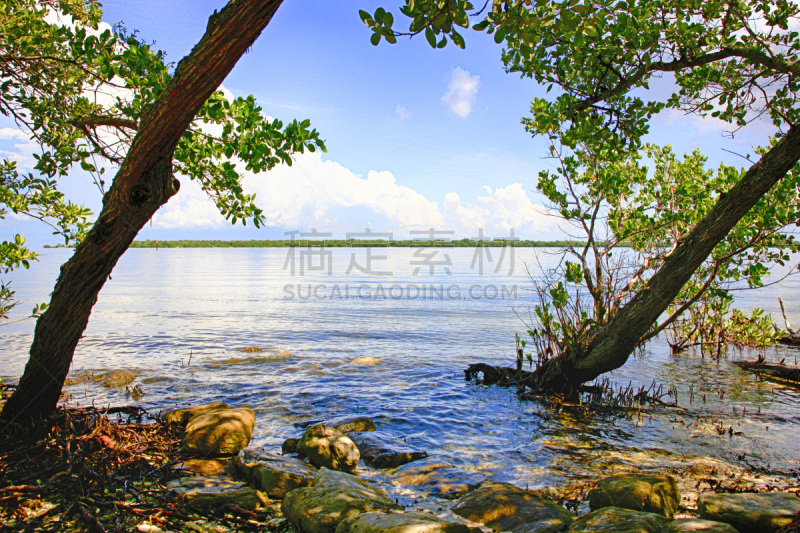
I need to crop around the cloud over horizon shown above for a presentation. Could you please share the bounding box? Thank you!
[151,151,556,240]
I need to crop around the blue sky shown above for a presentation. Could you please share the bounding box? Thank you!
[1,0,777,245]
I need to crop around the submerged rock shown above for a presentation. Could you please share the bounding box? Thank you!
[165,474,268,511]
[335,510,475,533]
[160,402,230,427]
[95,369,136,388]
[181,407,256,456]
[235,447,317,498]
[452,481,576,533]
[589,473,680,518]
[698,491,800,532]
[327,416,377,434]
[297,424,360,474]
[393,459,486,500]
[566,507,669,532]
[282,468,401,533]
[299,416,377,434]
[348,431,428,469]
[351,357,382,366]
[665,518,738,532]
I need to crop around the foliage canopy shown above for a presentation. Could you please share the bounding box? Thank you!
[0,0,325,319]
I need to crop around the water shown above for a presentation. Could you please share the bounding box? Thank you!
[1,247,799,501]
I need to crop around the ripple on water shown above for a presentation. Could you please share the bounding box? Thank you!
[2,247,800,498]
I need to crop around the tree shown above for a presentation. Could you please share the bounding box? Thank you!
[521,142,795,374]
[1,0,325,424]
[365,0,800,392]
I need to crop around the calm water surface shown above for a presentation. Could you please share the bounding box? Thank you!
[1,247,799,500]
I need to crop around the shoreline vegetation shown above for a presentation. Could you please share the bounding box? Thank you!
[44,239,609,249]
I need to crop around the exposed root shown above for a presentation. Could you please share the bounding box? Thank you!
[0,406,275,532]
[465,362,677,415]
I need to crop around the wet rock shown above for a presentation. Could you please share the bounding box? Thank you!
[327,416,377,434]
[297,424,360,474]
[141,376,169,384]
[283,438,300,454]
[241,346,264,353]
[165,474,268,511]
[665,518,738,532]
[452,481,576,533]
[566,507,669,532]
[697,491,800,532]
[349,431,428,469]
[95,369,135,388]
[393,459,486,500]
[160,402,231,427]
[178,457,234,476]
[299,416,376,434]
[335,510,476,533]
[235,447,317,498]
[589,473,680,518]
[181,407,255,457]
[282,468,401,533]
[351,357,381,366]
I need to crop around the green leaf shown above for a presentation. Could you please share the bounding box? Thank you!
[425,27,436,48]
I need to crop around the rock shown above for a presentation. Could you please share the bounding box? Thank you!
[282,468,401,533]
[351,357,381,366]
[235,447,317,498]
[566,507,669,532]
[348,431,428,469]
[241,346,264,352]
[297,424,360,474]
[697,491,800,532]
[393,459,486,500]
[160,402,231,427]
[181,407,256,457]
[665,518,739,532]
[95,369,135,387]
[589,473,680,518]
[452,481,576,533]
[283,438,300,454]
[326,416,377,434]
[135,523,164,533]
[165,474,268,511]
[335,510,476,533]
[178,458,234,476]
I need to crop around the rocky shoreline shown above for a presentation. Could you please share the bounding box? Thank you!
[159,402,800,533]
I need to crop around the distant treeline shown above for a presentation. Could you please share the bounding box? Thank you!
[101,239,597,248]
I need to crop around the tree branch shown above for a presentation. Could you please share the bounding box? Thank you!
[572,47,800,113]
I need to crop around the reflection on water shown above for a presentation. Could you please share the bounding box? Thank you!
[1,247,799,499]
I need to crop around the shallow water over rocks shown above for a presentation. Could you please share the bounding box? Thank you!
[2,247,799,508]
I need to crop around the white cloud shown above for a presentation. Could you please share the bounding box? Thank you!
[0,128,39,171]
[442,67,480,118]
[0,128,30,141]
[151,178,227,229]
[153,151,558,239]
[392,105,412,122]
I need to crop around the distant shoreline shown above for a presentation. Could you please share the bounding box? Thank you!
[45,239,598,249]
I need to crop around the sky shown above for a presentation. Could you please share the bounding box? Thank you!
[1,0,778,246]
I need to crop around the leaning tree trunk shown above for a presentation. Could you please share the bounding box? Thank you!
[1,0,284,425]
[527,125,800,393]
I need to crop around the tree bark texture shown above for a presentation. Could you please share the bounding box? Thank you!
[528,126,800,392]
[1,0,284,424]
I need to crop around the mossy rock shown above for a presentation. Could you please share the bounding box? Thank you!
[589,473,680,518]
